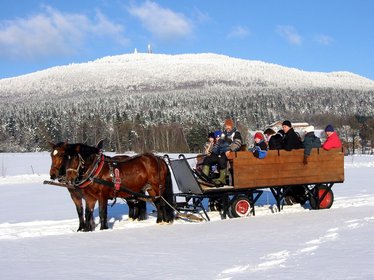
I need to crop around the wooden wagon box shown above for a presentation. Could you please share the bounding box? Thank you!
[228,148,344,189]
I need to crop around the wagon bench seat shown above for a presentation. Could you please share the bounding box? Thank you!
[227,148,344,189]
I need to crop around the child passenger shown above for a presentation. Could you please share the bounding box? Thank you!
[264,128,284,150]
[251,132,268,159]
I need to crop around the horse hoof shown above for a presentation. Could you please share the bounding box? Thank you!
[100,225,109,230]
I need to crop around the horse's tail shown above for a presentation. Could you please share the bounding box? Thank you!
[163,164,175,222]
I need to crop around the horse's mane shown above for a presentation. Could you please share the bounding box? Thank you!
[55,142,100,157]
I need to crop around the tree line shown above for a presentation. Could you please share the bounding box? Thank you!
[0,86,373,153]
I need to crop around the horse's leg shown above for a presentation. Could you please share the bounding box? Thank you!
[137,199,147,221]
[98,197,109,230]
[163,167,175,223]
[155,197,166,224]
[68,189,85,231]
[154,166,175,224]
[127,198,147,221]
[127,199,137,220]
[84,197,97,232]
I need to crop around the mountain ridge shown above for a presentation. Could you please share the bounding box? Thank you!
[1,53,374,101]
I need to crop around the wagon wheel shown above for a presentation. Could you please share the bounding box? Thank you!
[229,197,252,218]
[310,185,334,210]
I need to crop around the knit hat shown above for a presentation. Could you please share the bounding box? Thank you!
[254,132,264,140]
[208,132,215,139]
[304,125,314,134]
[224,118,234,128]
[325,124,334,132]
[282,120,292,127]
[214,130,222,138]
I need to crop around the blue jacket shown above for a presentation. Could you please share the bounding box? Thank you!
[250,140,268,159]
[212,128,242,155]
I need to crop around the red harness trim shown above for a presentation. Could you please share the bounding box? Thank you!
[78,154,105,189]
[114,168,121,191]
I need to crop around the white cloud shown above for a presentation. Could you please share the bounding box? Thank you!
[128,1,193,40]
[276,25,302,45]
[192,7,211,24]
[0,6,127,60]
[315,34,334,46]
[227,25,251,39]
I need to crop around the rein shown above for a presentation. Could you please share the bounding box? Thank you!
[165,154,204,161]
[92,178,157,199]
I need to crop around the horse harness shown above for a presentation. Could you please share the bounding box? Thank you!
[68,152,160,200]
[66,153,105,189]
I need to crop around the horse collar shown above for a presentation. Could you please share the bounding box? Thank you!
[75,153,105,189]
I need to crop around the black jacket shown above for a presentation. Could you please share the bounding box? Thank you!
[282,128,302,151]
[269,133,284,150]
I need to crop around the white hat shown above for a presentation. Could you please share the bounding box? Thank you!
[304,125,314,133]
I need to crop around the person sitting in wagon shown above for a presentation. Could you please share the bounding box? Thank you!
[196,131,215,173]
[250,132,268,159]
[201,118,242,186]
[203,131,216,156]
[281,120,302,150]
[264,128,285,150]
[198,130,222,173]
[322,124,342,150]
[302,125,321,164]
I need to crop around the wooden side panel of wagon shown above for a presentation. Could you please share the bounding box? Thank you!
[230,148,344,189]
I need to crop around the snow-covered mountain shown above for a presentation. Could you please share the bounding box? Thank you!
[1,53,374,152]
[1,53,374,101]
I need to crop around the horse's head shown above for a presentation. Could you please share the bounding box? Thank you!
[49,141,69,181]
[65,153,85,185]
[64,144,102,185]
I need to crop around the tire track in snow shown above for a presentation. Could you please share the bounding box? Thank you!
[0,219,79,240]
[216,216,374,279]
[0,216,161,240]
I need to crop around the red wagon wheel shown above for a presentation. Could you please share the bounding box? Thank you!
[230,197,252,217]
[310,185,334,210]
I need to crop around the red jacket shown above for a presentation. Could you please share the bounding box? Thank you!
[322,132,342,150]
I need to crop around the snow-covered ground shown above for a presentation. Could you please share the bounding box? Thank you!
[0,152,373,279]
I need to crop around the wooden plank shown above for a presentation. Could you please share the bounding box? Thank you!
[231,148,344,189]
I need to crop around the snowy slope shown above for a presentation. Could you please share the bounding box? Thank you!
[1,53,374,101]
[0,153,374,279]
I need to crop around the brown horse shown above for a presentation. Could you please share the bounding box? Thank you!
[62,141,174,231]
[49,141,88,231]
[48,141,147,231]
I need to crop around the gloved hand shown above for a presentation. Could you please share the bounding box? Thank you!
[303,156,308,165]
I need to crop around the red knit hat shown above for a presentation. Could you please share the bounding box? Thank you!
[254,132,264,140]
[224,118,234,127]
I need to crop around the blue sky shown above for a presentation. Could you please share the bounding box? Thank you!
[1,0,374,80]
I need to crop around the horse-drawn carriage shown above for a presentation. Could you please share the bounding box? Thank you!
[167,147,344,221]
[45,141,344,230]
